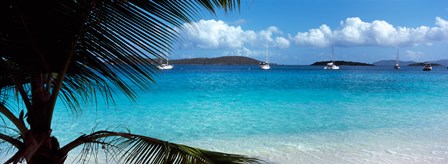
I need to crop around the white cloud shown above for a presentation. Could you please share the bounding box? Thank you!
[178,19,290,54]
[275,37,290,48]
[405,50,425,61]
[179,19,253,49]
[294,24,332,47]
[293,17,448,47]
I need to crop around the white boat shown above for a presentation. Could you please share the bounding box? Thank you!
[260,62,270,70]
[394,49,400,69]
[324,62,339,70]
[157,63,173,70]
[324,43,339,70]
[259,43,270,70]
[157,58,173,70]
[422,63,432,71]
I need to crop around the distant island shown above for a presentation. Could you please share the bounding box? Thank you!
[408,62,442,66]
[372,60,416,66]
[311,61,373,66]
[169,56,264,65]
[109,56,447,66]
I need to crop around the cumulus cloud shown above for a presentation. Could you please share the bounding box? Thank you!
[405,50,426,61]
[293,17,448,47]
[294,24,332,47]
[275,37,290,48]
[178,19,290,51]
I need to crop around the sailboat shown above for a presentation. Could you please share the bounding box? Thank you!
[422,63,432,71]
[259,43,270,70]
[394,49,400,69]
[324,43,339,70]
[157,58,173,70]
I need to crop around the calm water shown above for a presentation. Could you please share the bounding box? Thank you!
[3,65,448,163]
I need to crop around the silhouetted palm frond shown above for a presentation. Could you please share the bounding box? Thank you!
[61,131,260,164]
[1,0,240,112]
[0,0,262,163]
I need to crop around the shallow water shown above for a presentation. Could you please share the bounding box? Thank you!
[2,65,448,163]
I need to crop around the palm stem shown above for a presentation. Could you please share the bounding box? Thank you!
[0,133,23,149]
[12,78,32,111]
[48,2,93,128]
[0,104,28,136]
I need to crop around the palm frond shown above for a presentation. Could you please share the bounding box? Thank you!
[61,131,260,164]
[0,132,22,149]
[1,1,256,163]
[0,104,27,136]
[65,0,241,112]
[1,0,240,112]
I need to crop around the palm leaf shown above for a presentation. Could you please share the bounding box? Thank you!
[61,131,260,164]
[0,0,261,163]
[1,0,240,112]
[0,132,22,149]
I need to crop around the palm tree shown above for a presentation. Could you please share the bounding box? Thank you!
[0,0,259,163]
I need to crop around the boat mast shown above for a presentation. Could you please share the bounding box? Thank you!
[331,42,335,63]
[265,41,269,63]
[396,49,400,65]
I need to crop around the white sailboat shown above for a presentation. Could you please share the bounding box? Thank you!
[324,43,339,70]
[157,58,173,70]
[394,49,400,69]
[259,43,270,70]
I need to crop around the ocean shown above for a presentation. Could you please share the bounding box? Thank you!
[2,65,448,163]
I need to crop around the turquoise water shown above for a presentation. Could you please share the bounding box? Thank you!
[3,65,448,163]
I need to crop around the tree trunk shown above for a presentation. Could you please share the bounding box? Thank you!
[23,73,66,163]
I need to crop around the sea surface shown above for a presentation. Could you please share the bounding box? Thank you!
[2,65,448,163]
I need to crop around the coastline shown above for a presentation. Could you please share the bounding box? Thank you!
[182,127,448,164]
[44,126,448,164]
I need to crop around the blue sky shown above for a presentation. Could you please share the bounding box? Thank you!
[173,0,448,65]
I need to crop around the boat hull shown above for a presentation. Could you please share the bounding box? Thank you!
[157,65,174,70]
[324,65,339,70]
[422,64,432,71]
[260,64,270,70]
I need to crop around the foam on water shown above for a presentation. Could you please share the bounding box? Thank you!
[59,126,448,164]
[183,126,448,164]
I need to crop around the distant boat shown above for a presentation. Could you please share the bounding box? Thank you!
[260,62,270,70]
[423,63,432,71]
[394,49,400,69]
[259,43,270,70]
[157,58,173,70]
[324,43,339,70]
[324,62,339,70]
